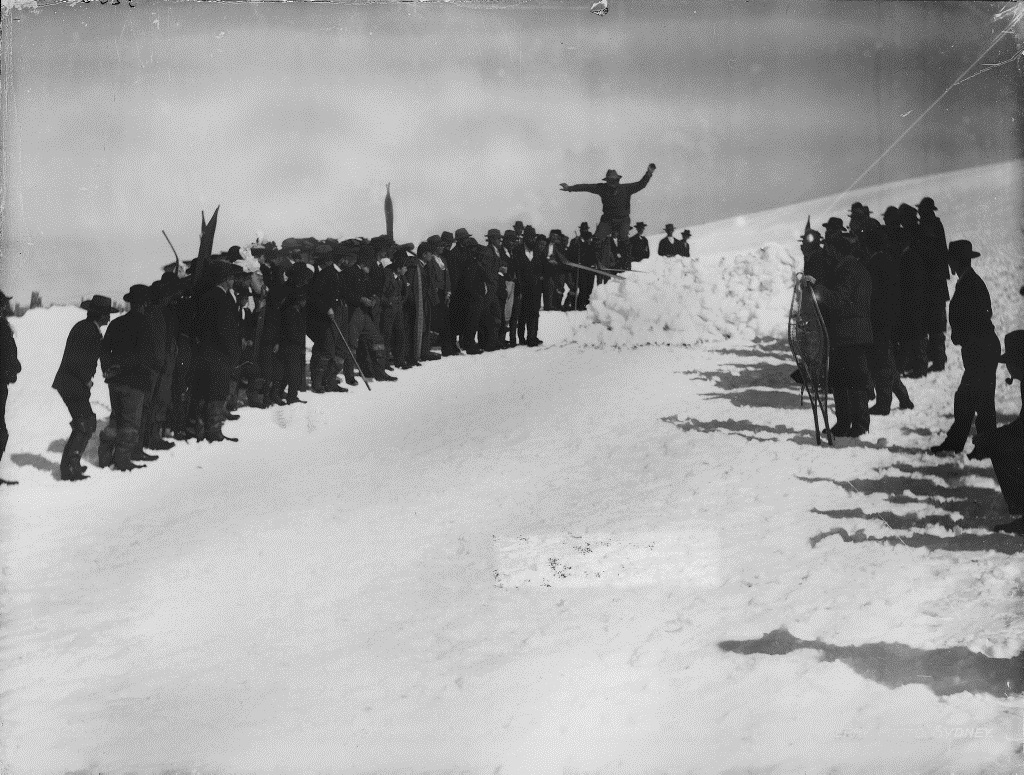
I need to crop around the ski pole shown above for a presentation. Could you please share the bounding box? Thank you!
[331,314,371,392]
[162,230,181,275]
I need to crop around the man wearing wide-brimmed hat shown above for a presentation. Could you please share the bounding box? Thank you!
[52,295,115,480]
[0,290,21,484]
[628,222,650,261]
[195,261,244,441]
[306,247,352,393]
[929,240,1001,459]
[100,285,161,471]
[560,163,656,266]
[916,196,950,373]
[658,223,681,257]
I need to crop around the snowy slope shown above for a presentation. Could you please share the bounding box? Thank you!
[2,162,1023,775]
[575,160,1023,348]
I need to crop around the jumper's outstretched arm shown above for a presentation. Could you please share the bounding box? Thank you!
[559,182,603,194]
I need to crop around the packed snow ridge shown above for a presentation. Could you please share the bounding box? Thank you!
[573,242,799,347]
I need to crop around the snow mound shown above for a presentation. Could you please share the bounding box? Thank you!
[572,242,799,348]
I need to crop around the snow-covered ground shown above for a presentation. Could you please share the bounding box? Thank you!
[2,161,1023,775]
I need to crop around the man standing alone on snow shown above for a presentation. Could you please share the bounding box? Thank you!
[560,163,656,265]
[53,295,114,480]
[929,240,1000,460]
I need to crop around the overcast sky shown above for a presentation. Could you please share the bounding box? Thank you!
[1,0,1020,304]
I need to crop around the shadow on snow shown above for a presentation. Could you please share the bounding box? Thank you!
[719,627,1023,698]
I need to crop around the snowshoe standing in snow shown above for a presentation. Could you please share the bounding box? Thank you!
[789,273,832,445]
[0,289,21,484]
[559,163,655,270]
[812,225,874,438]
[100,285,161,470]
[53,295,114,481]
[929,240,1000,459]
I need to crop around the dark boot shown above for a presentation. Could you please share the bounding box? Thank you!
[60,431,89,480]
[130,445,158,462]
[204,400,233,442]
[310,364,327,394]
[830,388,853,437]
[892,379,914,410]
[97,434,115,468]
[373,345,398,381]
[343,360,358,386]
[849,390,871,436]
[113,442,143,471]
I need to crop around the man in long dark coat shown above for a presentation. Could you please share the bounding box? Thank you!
[560,164,656,266]
[808,235,874,437]
[195,261,243,442]
[860,227,913,414]
[658,224,683,257]
[628,222,650,261]
[917,196,950,372]
[929,240,1001,459]
[277,263,312,404]
[513,233,546,347]
[461,241,493,355]
[0,290,21,484]
[100,285,161,469]
[894,203,929,377]
[570,223,598,311]
[306,250,349,393]
[53,295,114,480]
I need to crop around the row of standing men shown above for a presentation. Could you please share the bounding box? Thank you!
[15,221,692,480]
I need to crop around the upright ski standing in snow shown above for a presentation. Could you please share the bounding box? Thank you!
[789,275,834,446]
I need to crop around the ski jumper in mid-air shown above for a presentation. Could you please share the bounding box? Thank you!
[559,163,656,267]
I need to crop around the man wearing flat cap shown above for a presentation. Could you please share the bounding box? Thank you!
[917,196,950,372]
[929,240,1000,459]
[195,261,243,442]
[100,285,161,470]
[560,163,656,266]
[53,295,114,480]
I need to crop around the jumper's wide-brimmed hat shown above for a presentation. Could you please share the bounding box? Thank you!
[603,169,622,182]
